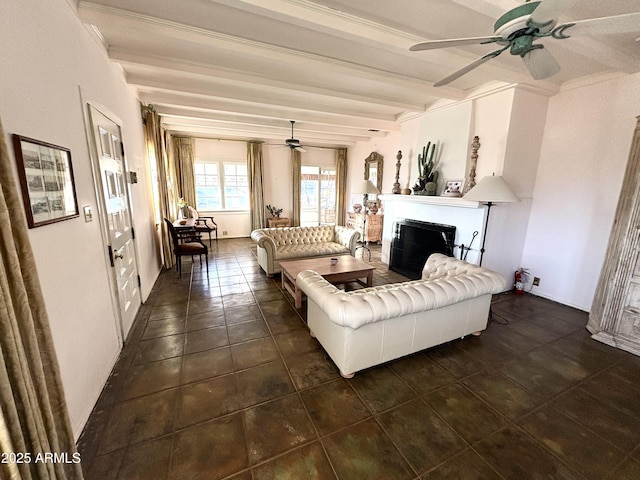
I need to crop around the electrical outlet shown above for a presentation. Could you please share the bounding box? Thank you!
[533,276,540,286]
[222,230,228,236]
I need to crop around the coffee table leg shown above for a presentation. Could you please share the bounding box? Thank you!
[366,270,373,286]
[295,287,303,309]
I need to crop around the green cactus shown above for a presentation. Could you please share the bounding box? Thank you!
[413,142,438,195]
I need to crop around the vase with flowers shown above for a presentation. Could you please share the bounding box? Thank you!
[177,197,188,220]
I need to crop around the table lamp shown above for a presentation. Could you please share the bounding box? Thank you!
[352,179,380,260]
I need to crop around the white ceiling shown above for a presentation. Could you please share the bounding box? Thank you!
[75,0,640,148]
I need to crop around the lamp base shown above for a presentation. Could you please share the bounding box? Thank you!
[355,243,371,261]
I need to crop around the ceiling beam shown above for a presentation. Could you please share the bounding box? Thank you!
[79,1,466,100]
[160,116,370,143]
[110,48,433,111]
[138,91,402,131]
[129,74,408,122]
[154,107,390,137]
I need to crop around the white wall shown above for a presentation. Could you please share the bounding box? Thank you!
[263,144,294,222]
[347,131,402,211]
[521,74,640,310]
[479,87,548,285]
[0,0,160,437]
[416,101,473,192]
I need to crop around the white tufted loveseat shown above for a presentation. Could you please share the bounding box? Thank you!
[296,253,507,377]
[251,225,361,276]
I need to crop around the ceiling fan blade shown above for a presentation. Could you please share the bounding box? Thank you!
[557,12,640,37]
[530,0,576,26]
[433,47,507,87]
[410,36,503,51]
[522,47,560,80]
[295,146,307,153]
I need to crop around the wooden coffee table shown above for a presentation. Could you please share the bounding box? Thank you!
[280,256,375,308]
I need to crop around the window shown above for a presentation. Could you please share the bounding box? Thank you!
[195,160,249,211]
[223,163,249,209]
[300,165,336,226]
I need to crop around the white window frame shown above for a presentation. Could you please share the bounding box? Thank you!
[194,158,250,212]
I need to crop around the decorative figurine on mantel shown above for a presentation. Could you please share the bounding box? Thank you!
[464,136,481,194]
[412,142,438,195]
[392,150,402,194]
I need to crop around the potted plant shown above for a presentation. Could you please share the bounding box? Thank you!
[412,142,439,195]
[266,204,283,218]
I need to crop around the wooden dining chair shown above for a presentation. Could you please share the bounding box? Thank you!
[187,206,218,246]
[164,218,209,277]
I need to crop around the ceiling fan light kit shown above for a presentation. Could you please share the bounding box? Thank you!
[410,0,638,86]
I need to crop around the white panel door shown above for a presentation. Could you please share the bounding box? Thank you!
[88,105,141,339]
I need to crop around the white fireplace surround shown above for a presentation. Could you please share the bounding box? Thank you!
[379,194,483,264]
[378,194,524,290]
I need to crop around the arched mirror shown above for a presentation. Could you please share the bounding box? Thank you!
[364,152,383,193]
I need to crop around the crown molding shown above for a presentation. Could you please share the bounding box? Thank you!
[560,71,630,92]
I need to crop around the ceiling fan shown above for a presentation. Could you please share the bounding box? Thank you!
[284,120,307,152]
[410,0,640,86]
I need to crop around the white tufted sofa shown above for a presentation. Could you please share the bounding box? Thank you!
[251,225,361,276]
[296,253,507,377]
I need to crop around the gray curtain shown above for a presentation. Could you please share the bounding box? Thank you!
[172,136,196,210]
[0,118,83,479]
[336,147,348,226]
[291,149,301,227]
[247,141,265,230]
[142,105,174,268]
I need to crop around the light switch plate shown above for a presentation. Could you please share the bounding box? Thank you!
[83,205,93,222]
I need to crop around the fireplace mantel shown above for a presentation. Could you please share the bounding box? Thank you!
[378,194,481,209]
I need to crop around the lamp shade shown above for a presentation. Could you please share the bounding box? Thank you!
[353,179,380,195]
[463,175,518,203]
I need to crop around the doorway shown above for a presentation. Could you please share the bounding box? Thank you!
[300,165,336,226]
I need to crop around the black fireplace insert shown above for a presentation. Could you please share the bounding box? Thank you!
[389,219,456,279]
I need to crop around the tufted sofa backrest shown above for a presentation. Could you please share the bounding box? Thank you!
[265,225,336,247]
[296,252,507,329]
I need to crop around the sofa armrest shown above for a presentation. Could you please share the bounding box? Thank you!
[334,225,361,255]
[421,253,489,280]
[251,229,276,255]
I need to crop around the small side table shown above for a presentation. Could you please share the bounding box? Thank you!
[267,217,291,228]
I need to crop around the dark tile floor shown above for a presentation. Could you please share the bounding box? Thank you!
[78,238,640,480]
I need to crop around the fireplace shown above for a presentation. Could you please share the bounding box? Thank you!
[389,219,456,279]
